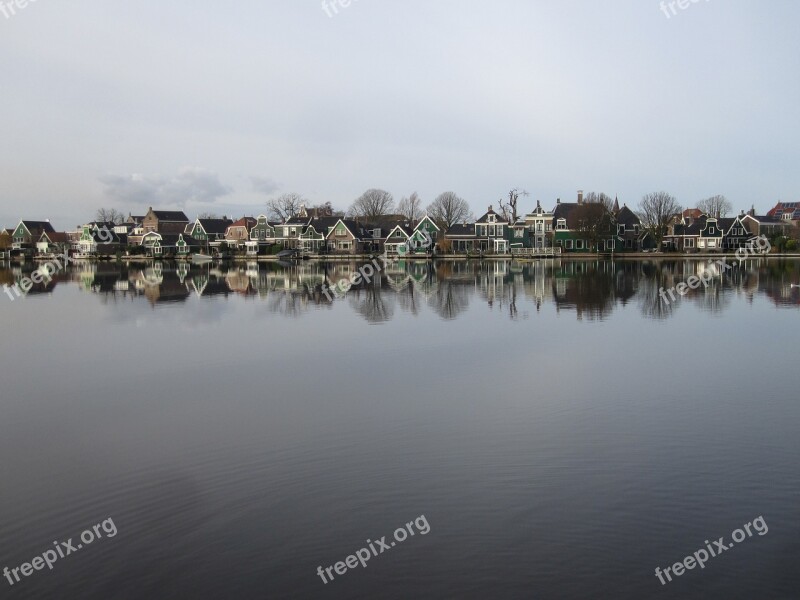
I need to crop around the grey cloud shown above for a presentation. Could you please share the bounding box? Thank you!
[251,176,281,196]
[100,167,232,208]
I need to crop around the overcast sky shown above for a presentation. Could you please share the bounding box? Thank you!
[1,0,798,228]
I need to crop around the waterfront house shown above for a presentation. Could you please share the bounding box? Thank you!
[474,206,510,253]
[767,201,800,224]
[664,216,704,252]
[697,218,723,251]
[185,217,233,254]
[384,224,414,255]
[246,215,279,256]
[325,219,377,254]
[614,204,652,251]
[77,222,127,256]
[553,193,617,252]
[523,200,554,249]
[741,212,787,238]
[36,231,71,256]
[444,223,477,253]
[142,207,190,234]
[300,216,340,253]
[11,220,56,252]
[719,216,750,250]
[225,217,257,249]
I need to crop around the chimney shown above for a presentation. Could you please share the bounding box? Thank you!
[557,198,561,204]
[577,190,583,205]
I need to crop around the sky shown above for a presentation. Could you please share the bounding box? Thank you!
[1,0,798,229]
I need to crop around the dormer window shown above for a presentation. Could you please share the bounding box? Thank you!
[488,215,495,223]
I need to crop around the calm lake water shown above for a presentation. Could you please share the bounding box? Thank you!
[0,258,798,599]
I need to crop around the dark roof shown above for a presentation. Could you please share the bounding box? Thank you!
[305,216,341,234]
[747,214,782,224]
[615,206,640,227]
[284,215,311,226]
[553,202,610,229]
[445,224,476,237]
[197,218,233,234]
[21,221,56,233]
[476,207,508,224]
[151,210,189,222]
[41,231,70,243]
[719,218,737,232]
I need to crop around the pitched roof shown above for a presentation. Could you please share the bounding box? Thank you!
[476,206,508,224]
[197,218,233,234]
[228,217,256,230]
[767,202,800,219]
[445,224,476,237]
[41,231,70,243]
[21,220,56,233]
[615,205,640,227]
[150,210,189,222]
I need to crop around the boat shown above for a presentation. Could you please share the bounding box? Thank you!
[192,254,213,263]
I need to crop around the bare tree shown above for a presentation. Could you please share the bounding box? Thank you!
[638,192,682,250]
[197,212,222,219]
[583,192,615,212]
[427,191,472,228]
[498,188,529,223]
[397,192,423,222]
[697,195,732,219]
[348,189,395,222]
[95,208,125,224]
[267,192,306,222]
[572,202,614,251]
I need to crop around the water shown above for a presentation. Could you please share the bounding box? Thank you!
[0,258,798,599]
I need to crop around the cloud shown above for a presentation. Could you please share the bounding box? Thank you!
[100,167,232,207]
[251,176,280,196]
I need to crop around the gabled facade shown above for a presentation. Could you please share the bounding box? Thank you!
[697,217,723,251]
[719,216,750,250]
[664,217,704,252]
[474,206,510,253]
[246,215,278,255]
[36,231,70,256]
[384,224,413,255]
[186,218,233,244]
[325,219,377,254]
[225,217,257,248]
[614,205,652,251]
[523,201,554,249]
[12,220,55,249]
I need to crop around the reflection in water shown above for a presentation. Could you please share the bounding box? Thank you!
[2,257,799,321]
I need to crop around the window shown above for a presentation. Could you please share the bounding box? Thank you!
[546,223,552,232]
[565,240,573,249]
[685,238,695,248]
[514,229,523,238]
[557,219,566,231]
[536,222,543,232]
[618,224,625,234]
[576,240,584,249]
[709,227,715,235]
[496,225,503,236]
[488,225,495,237]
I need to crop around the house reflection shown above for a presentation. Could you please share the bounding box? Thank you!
[1,257,797,320]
